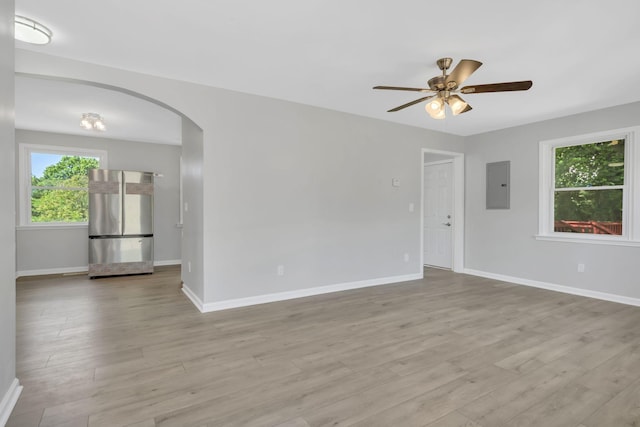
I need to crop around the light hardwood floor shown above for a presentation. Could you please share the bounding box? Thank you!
[8,266,640,426]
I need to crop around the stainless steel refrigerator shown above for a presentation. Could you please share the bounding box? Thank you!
[88,169,154,278]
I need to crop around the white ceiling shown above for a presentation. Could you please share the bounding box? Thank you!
[15,75,182,145]
[14,0,640,138]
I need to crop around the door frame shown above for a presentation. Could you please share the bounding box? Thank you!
[420,149,465,273]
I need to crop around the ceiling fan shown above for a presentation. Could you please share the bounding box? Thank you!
[373,57,532,119]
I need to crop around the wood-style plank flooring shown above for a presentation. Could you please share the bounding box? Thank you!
[8,266,640,426]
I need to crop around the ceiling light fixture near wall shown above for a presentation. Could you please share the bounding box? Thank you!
[15,15,53,45]
[81,113,106,131]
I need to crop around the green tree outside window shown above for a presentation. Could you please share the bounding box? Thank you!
[554,139,624,234]
[31,155,100,223]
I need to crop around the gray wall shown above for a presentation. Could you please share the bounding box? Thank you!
[15,130,182,274]
[424,152,454,163]
[204,95,463,301]
[16,50,465,305]
[180,118,204,301]
[465,101,640,299]
[0,0,16,415]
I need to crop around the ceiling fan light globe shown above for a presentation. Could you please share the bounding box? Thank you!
[427,98,444,112]
[429,109,446,120]
[425,99,445,119]
[447,96,469,116]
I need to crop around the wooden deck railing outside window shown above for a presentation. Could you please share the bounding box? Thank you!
[554,220,622,235]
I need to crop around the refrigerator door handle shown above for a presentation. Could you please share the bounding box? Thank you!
[120,173,125,236]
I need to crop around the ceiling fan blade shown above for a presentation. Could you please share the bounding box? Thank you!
[460,80,533,94]
[373,85,434,93]
[387,95,435,112]
[445,59,482,88]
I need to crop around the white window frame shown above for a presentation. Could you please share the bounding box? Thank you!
[18,143,108,228]
[537,126,639,246]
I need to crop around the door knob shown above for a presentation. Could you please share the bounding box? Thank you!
[443,222,451,227]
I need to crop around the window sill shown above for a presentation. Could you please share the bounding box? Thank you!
[535,234,640,247]
[17,223,88,231]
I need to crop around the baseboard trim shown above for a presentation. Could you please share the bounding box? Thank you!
[0,379,23,426]
[154,259,181,267]
[183,273,423,313]
[17,259,182,278]
[181,284,205,313]
[16,266,88,278]
[463,268,640,307]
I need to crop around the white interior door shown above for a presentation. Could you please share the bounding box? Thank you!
[423,161,453,269]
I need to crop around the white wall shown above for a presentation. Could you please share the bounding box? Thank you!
[16,50,465,307]
[0,1,20,423]
[15,130,182,275]
[465,101,640,301]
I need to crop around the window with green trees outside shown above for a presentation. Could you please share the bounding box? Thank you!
[21,145,107,225]
[553,139,624,235]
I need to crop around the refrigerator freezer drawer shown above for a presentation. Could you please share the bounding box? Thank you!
[89,237,154,277]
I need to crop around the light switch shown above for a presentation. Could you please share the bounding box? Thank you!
[409,203,415,212]
[392,178,400,187]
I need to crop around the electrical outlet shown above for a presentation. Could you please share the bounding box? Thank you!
[577,263,585,273]
[404,253,409,262]
[409,203,415,213]
[277,265,285,276]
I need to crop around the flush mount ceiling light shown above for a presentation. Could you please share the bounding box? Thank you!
[15,15,53,45]
[80,113,106,131]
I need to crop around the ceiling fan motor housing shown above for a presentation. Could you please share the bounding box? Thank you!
[428,76,446,90]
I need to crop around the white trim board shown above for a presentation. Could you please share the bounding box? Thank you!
[16,266,89,278]
[154,259,182,267]
[16,259,182,278]
[0,379,23,427]
[464,268,640,307]
[182,273,424,313]
[181,284,205,312]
